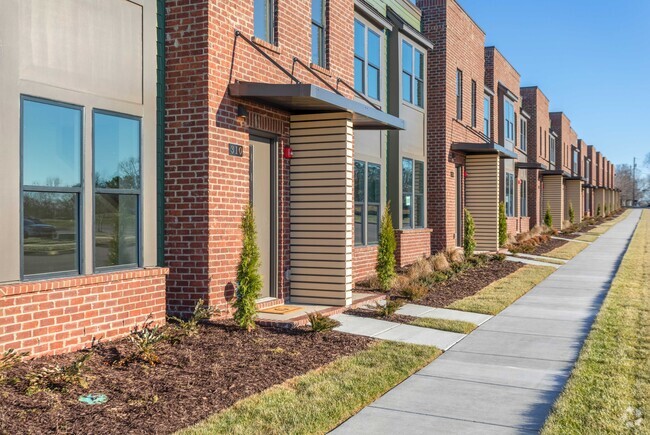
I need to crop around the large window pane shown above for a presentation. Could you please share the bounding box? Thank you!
[368,65,380,101]
[254,0,273,41]
[354,58,365,93]
[311,24,323,66]
[354,161,365,246]
[402,158,413,228]
[94,113,141,189]
[22,100,82,188]
[23,192,78,276]
[95,194,138,268]
[311,0,323,25]
[367,30,381,100]
[354,20,365,58]
[414,161,424,228]
[367,163,381,244]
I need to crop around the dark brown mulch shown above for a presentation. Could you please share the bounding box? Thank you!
[413,260,523,308]
[530,238,568,255]
[558,232,581,239]
[345,308,418,324]
[0,322,372,435]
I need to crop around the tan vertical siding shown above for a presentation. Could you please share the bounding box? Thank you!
[564,180,583,224]
[595,188,606,216]
[465,154,500,251]
[289,113,353,306]
[543,175,564,229]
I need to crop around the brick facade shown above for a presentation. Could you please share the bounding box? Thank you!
[419,0,486,252]
[395,229,433,268]
[0,268,168,358]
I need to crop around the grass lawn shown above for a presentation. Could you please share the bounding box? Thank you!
[178,341,440,435]
[543,241,588,260]
[514,255,565,265]
[543,210,649,434]
[409,317,477,334]
[446,265,555,315]
[576,234,598,242]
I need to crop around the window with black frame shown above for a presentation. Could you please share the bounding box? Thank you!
[311,0,326,67]
[505,173,515,217]
[94,112,141,270]
[254,0,275,43]
[402,41,424,108]
[456,69,463,119]
[21,98,82,278]
[354,20,381,101]
[354,160,380,246]
[520,179,528,217]
[483,95,491,138]
[402,158,425,229]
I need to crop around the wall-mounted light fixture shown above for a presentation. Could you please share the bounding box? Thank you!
[237,105,248,121]
[283,145,294,159]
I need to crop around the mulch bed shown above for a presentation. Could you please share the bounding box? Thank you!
[558,232,582,239]
[531,238,568,255]
[0,322,372,435]
[413,260,523,308]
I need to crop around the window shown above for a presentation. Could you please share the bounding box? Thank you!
[311,0,326,67]
[520,118,527,152]
[572,148,579,175]
[504,99,515,146]
[354,161,381,246]
[402,158,425,229]
[22,98,82,278]
[584,157,591,181]
[401,41,424,108]
[94,112,141,269]
[354,20,380,100]
[456,69,463,119]
[471,80,477,128]
[505,173,515,217]
[254,0,274,43]
[520,179,528,217]
[549,135,556,167]
[483,96,491,138]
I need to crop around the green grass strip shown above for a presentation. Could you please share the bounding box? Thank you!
[409,317,476,334]
[543,241,588,260]
[447,265,555,315]
[178,341,440,435]
[542,210,649,434]
[575,234,598,242]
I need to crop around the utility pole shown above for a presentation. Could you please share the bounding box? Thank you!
[632,157,636,206]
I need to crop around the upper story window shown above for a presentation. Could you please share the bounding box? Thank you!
[311,0,326,67]
[471,80,477,128]
[572,148,579,175]
[456,69,463,119]
[549,135,556,167]
[520,118,527,152]
[254,0,275,43]
[402,158,425,229]
[354,20,381,101]
[584,157,591,180]
[505,173,515,217]
[504,98,515,146]
[483,96,491,138]
[401,41,424,108]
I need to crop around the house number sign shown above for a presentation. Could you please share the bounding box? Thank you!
[229,144,244,157]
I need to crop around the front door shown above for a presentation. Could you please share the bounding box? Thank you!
[250,135,275,299]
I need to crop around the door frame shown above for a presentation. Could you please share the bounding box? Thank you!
[249,131,279,299]
[456,164,464,247]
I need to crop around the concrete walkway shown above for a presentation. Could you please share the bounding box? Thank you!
[333,210,641,434]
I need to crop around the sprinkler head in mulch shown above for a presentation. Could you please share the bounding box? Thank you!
[79,393,109,405]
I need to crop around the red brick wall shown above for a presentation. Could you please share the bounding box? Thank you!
[506,217,518,238]
[395,229,433,268]
[0,268,168,358]
[165,0,355,314]
[550,112,575,174]
[420,0,486,252]
[353,246,378,283]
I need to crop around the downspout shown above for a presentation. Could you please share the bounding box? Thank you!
[156,0,166,266]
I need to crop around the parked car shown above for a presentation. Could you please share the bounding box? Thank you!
[24,218,57,239]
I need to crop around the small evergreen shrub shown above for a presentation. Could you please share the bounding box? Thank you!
[307,312,340,332]
[463,208,476,258]
[596,204,602,217]
[375,299,404,318]
[376,203,397,291]
[234,204,263,331]
[544,202,553,228]
[498,202,508,247]
[492,253,506,262]
[568,201,575,224]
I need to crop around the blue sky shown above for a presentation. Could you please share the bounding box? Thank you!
[459,0,650,173]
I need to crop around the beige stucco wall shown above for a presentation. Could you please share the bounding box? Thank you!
[0,0,158,282]
[465,154,500,252]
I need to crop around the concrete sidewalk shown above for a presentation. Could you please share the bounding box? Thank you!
[332,210,641,434]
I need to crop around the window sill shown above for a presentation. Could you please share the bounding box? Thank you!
[251,36,282,54]
[310,63,332,76]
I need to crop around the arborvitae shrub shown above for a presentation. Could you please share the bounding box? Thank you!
[544,202,553,228]
[233,204,263,332]
[498,202,508,247]
[463,208,476,258]
[376,203,397,291]
[568,201,575,224]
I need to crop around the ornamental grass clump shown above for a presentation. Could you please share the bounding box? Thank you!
[463,208,476,258]
[375,299,404,319]
[429,252,450,272]
[234,204,263,332]
[498,202,508,247]
[399,284,428,302]
[407,257,432,281]
[307,312,340,332]
[376,203,397,291]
